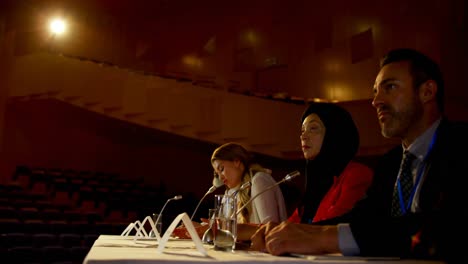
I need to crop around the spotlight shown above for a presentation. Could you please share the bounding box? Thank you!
[49,18,66,35]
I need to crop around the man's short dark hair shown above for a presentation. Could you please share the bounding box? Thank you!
[380,48,445,113]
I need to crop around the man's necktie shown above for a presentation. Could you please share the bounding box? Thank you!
[391,151,416,217]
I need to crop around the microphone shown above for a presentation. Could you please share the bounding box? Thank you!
[228,180,252,198]
[232,170,300,218]
[213,176,224,189]
[190,177,224,220]
[201,180,251,244]
[155,195,183,229]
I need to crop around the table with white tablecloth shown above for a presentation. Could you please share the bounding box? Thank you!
[83,235,446,264]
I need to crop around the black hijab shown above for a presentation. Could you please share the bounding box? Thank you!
[299,102,360,223]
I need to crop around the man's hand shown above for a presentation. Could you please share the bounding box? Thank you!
[250,222,280,252]
[251,221,341,256]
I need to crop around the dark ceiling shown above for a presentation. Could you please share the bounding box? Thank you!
[2,0,467,103]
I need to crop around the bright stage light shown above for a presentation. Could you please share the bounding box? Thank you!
[49,18,66,35]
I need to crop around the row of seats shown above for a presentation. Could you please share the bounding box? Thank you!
[12,166,145,193]
[1,165,173,264]
[2,245,89,264]
[0,232,96,248]
[0,217,128,235]
[5,166,168,222]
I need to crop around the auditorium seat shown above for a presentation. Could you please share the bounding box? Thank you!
[48,220,70,234]
[23,219,49,234]
[0,198,10,207]
[82,233,99,247]
[47,168,64,180]
[105,209,126,223]
[0,233,7,248]
[3,232,32,247]
[0,218,23,233]
[18,207,42,221]
[94,222,115,234]
[11,165,32,182]
[42,208,64,222]
[28,168,50,190]
[32,233,58,247]
[0,206,18,219]
[94,171,117,185]
[35,200,59,212]
[58,233,82,248]
[13,199,38,210]
[76,185,102,210]
[62,209,85,223]
[41,245,69,263]
[2,182,23,195]
[84,211,103,224]
[11,169,31,190]
[29,181,50,198]
[86,178,101,190]
[0,247,8,263]
[75,170,95,185]
[50,190,77,208]
[69,220,95,235]
[0,165,174,263]
[69,245,90,263]
[8,246,43,264]
[126,210,139,222]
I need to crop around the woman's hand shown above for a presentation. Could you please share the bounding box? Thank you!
[172,221,209,239]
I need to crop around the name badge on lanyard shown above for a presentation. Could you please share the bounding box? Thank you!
[397,132,437,215]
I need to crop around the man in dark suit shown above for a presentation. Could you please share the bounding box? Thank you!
[250,48,468,263]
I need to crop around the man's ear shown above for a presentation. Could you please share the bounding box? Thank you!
[420,80,437,103]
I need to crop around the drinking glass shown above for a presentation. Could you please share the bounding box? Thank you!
[214,194,224,210]
[149,213,163,237]
[201,208,217,244]
[213,194,237,251]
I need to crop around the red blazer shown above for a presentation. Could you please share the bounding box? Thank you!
[288,161,373,223]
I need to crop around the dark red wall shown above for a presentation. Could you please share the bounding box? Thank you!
[0,99,303,199]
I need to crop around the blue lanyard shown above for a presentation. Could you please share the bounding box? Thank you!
[397,132,437,215]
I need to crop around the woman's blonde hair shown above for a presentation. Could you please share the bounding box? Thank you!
[211,142,270,223]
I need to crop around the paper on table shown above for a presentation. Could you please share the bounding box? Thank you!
[157,212,208,256]
[120,215,162,241]
[134,215,161,241]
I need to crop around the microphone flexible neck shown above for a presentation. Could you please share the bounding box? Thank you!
[191,188,214,220]
[155,201,170,227]
[232,180,282,218]
[228,181,252,198]
[156,195,182,226]
[232,171,299,218]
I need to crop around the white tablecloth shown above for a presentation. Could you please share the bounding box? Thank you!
[83,235,446,264]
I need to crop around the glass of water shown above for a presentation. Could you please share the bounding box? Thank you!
[213,194,237,251]
[149,213,163,237]
[201,208,217,244]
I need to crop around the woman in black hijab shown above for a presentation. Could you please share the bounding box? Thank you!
[289,102,373,224]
